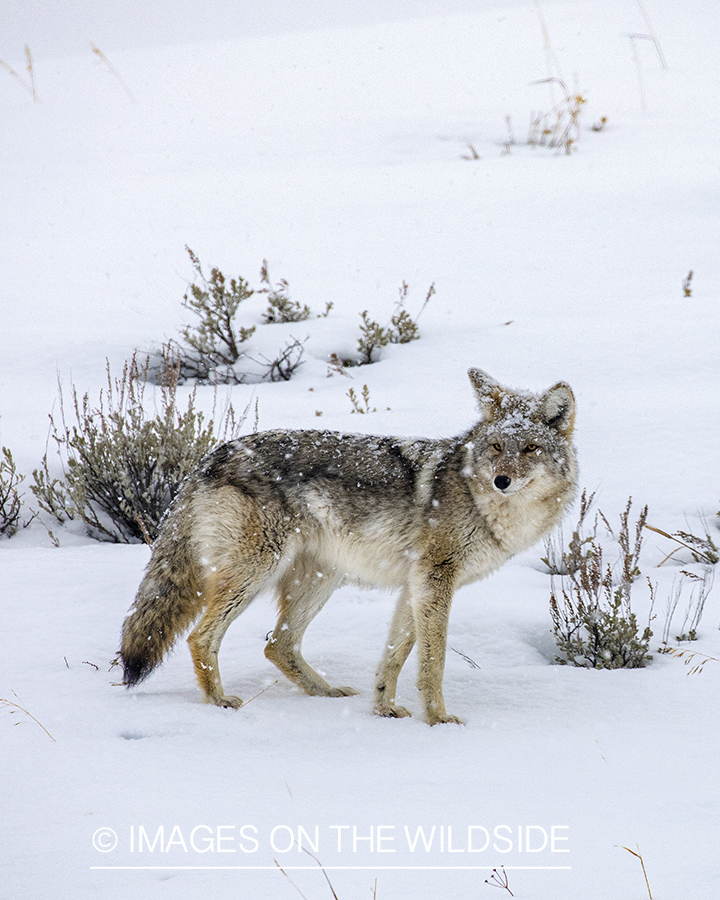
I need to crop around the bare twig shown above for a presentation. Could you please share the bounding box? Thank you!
[275,849,340,900]
[485,866,514,896]
[303,849,340,900]
[275,860,311,900]
[240,680,278,708]
[452,648,481,670]
[635,0,668,69]
[622,844,653,899]
[135,513,155,548]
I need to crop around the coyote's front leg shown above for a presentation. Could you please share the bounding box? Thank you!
[374,587,415,719]
[412,563,463,726]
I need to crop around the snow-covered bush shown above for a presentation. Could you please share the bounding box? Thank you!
[353,281,434,365]
[178,246,256,383]
[258,259,313,323]
[549,498,654,668]
[175,249,314,383]
[31,350,241,543]
[0,445,24,538]
[356,310,392,364]
[550,560,654,669]
[542,488,597,575]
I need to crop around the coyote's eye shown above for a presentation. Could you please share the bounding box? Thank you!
[525,443,540,453]
[491,442,502,453]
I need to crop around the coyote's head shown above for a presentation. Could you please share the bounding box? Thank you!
[465,368,577,497]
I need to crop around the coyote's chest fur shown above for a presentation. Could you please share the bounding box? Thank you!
[120,368,577,725]
[268,445,568,592]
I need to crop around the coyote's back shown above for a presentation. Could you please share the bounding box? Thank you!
[120,368,577,724]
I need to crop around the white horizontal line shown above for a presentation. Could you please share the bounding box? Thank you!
[91,865,572,871]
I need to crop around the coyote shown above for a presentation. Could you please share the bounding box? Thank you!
[120,369,577,724]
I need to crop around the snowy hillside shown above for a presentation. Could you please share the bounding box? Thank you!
[1,2,719,897]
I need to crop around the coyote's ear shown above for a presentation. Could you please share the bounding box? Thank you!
[468,368,503,420]
[539,382,575,437]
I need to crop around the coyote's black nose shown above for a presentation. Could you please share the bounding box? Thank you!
[494,475,512,491]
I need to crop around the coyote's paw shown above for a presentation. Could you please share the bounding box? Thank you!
[374,703,412,719]
[327,685,359,698]
[212,694,243,709]
[427,712,464,726]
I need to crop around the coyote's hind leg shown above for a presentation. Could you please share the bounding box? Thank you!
[187,549,273,708]
[187,486,282,708]
[187,585,257,708]
[265,558,356,698]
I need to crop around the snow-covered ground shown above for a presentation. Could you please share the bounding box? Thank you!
[1,2,718,897]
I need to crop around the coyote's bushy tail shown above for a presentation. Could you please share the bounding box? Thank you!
[120,522,203,687]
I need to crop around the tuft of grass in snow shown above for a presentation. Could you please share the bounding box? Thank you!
[637,520,716,646]
[174,249,318,383]
[497,77,592,157]
[659,568,713,644]
[0,44,39,102]
[1,691,56,742]
[646,521,719,567]
[90,42,135,102]
[682,270,693,298]
[356,310,391,365]
[525,78,586,155]
[258,260,332,324]
[657,646,719,675]
[347,384,376,414]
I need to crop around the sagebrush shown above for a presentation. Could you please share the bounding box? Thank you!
[258,259,313,324]
[32,349,243,543]
[549,497,654,668]
[0,445,24,537]
[543,488,597,575]
[178,246,256,383]
[175,249,314,384]
[354,281,434,365]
